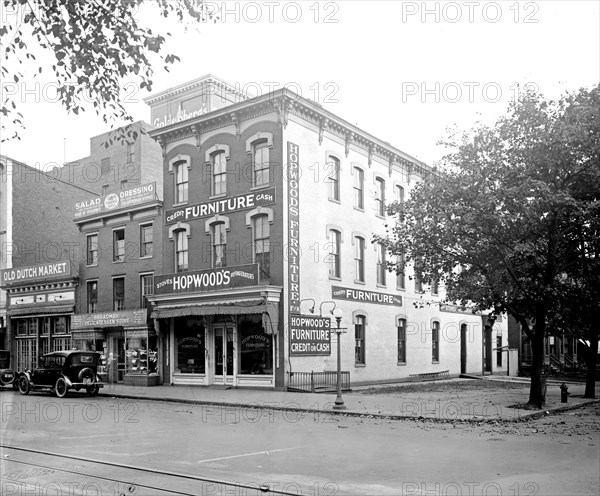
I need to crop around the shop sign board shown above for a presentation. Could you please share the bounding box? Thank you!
[289,315,331,356]
[287,142,301,317]
[74,182,157,218]
[331,286,402,306]
[154,264,259,295]
[439,303,477,314]
[165,188,276,224]
[72,310,147,329]
[0,261,71,287]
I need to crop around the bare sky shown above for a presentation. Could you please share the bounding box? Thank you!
[1,0,598,168]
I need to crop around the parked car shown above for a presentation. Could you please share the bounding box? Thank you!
[0,350,17,389]
[18,351,104,398]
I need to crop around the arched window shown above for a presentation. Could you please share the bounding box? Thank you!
[354,314,366,365]
[212,222,227,268]
[328,229,341,278]
[353,167,364,209]
[327,155,340,201]
[252,215,270,277]
[376,242,386,285]
[175,230,189,272]
[211,151,227,196]
[375,177,385,216]
[354,236,365,282]
[253,140,270,187]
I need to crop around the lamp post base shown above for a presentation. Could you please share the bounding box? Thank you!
[333,395,346,410]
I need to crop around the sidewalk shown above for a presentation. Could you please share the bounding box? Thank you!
[97,376,598,422]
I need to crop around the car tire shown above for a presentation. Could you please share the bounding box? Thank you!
[55,377,68,398]
[78,368,95,383]
[86,385,100,397]
[18,376,30,395]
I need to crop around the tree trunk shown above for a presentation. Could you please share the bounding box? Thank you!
[527,329,546,409]
[584,327,598,399]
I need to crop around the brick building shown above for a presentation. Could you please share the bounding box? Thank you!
[145,75,508,390]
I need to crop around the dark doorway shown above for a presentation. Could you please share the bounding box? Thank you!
[484,326,493,373]
[460,324,468,374]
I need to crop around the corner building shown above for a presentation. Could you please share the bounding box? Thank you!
[147,75,507,389]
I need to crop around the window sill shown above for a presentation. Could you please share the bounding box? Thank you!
[353,206,364,213]
[172,201,188,208]
[140,255,153,260]
[397,362,407,366]
[353,279,366,285]
[355,363,366,368]
[396,287,406,292]
[376,283,387,288]
[432,361,440,364]
[328,198,341,204]
[209,193,227,200]
[250,184,271,191]
[329,275,342,281]
[376,214,386,220]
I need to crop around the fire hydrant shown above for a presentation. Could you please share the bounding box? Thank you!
[560,383,569,403]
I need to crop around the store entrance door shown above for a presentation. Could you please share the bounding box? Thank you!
[213,325,235,386]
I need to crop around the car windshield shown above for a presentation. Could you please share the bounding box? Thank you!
[43,356,66,367]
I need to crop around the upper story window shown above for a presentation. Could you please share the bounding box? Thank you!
[127,142,135,163]
[396,252,406,290]
[113,228,125,263]
[174,159,189,204]
[101,184,109,195]
[414,272,423,293]
[253,140,270,187]
[398,318,407,364]
[376,242,386,285]
[431,277,439,295]
[87,281,98,313]
[395,184,405,204]
[432,321,440,362]
[375,177,386,216]
[140,274,154,308]
[113,277,125,311]
[211,151,227,196]
[328,229,341,278]
[87,234,98,266]
[353,167,364,210]
[140,224,153,258]
[175,230,189,272]
[327,156,340,201]
[252,214,270,277]
[354,236,365,283]
[212,222,227,268]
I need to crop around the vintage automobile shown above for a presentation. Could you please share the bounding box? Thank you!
[0,350,17,389]
[18,350,104,398]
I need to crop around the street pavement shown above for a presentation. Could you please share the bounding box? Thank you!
[97,376,598,422]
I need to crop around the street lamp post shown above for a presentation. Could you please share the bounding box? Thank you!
[332,307,346,410]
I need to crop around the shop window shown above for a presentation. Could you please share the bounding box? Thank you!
[175,317,205,374]
[211,151,227,196]
[252,139,270,187]
[125,331,158,376]
[212,222,227,268]
[354,314,366,365]
[327,155,340,201]
[432,321,440,362]
[375,177,385,216]
[376,242,386,285]
[87,281,98,313]
[113,228,125,262]
[87,234,98,266]
[140,224,153,258]
[353,167,364,210]
[354,236,365,282]
[175,230,189,272]
[54,316,69,334]
[252,215,270,277]
[398,318,406,364]
[16,338,36,372]
[140,274,154,308]
[113,277,125,311]
[328,229,341,278]
[238,315,273,375]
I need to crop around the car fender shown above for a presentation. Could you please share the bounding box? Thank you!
[63,375,74,388]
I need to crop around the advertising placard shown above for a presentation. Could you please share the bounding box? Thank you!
[1,261,71,287]
[331,286,402,306]
[154,264,259,295]
[74,182,157,218]
[289,315,331,356]
[71,309,147,329]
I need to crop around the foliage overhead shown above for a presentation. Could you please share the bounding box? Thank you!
[0,0,215,142]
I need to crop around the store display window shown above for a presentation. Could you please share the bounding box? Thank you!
[125,331,158,375]
[238,315,273,375]
[175,317,205,374]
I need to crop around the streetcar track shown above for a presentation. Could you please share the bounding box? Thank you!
[1,444,298,495]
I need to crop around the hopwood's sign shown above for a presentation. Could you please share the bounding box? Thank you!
[154,264,259,295]
[75,182,157,218]
[165,188,276,224]
[0,261,71,287]
[287,142,300,318]
[289,315,331,356]
[332,286,402,306]
[72,309,147,329]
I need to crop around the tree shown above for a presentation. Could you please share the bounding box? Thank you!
[0,0,215,143]
[377,85,600,408]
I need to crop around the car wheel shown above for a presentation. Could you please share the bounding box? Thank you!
[55,377,68,398]
[18,376,31,395]
[86,384,100,397]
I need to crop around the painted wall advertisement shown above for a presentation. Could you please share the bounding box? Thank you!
[332,286,402,306]
[74,182,157,218]
[0,261,72,287]
[287,142,300,317]
[289,315,331,356]
[154,264,259,295]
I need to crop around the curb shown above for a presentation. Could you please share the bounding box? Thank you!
[97,391,599,424]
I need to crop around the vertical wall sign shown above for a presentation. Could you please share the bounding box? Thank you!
[287,142,300,321]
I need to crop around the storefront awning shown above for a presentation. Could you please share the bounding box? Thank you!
[152,299,280,334]
[8,304,75,317]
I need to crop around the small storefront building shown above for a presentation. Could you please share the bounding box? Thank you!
[0,262,77,372]
[149,264,282,388]
[71,309,160,386]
